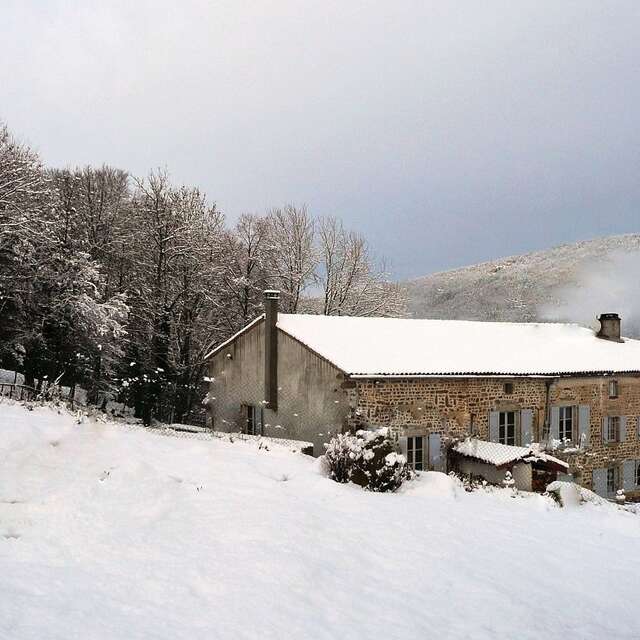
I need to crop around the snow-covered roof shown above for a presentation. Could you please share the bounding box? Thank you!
[453,438,569,469]
[274,314,640,377]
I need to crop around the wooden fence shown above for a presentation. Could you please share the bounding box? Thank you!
[0,383,37,402]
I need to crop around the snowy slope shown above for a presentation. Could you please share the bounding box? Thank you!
[405,234,640,330]
[1,402,639,640]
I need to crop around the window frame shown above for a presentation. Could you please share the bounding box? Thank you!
[242,403,263,436]
[608,380,619,399]
[498,411,518,446]
[558,405,574,442]
[607,467,618,494]
[407,435,425,471]
[605,416,620,443]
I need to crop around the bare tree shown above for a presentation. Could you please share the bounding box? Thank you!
[317,216,406,317]
[216,213,271,331]
[264,204,316,313]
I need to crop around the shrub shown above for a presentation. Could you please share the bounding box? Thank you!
[323,429,412,492]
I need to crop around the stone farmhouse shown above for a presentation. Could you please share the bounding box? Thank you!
[205,291,640,499]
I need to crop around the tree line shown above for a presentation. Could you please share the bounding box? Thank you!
[0,122,405,423]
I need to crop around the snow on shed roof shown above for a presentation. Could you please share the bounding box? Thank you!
[275,314,640,377]
[453,438,569,469]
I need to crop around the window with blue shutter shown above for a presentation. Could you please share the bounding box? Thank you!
[489,411,499,443]
[578,405,590,449]
[550,406,560,441]
[603,416,623,443]
[622,460,636,491]
[241,404,264,435]
[592,468,608,497]
[407,436,424,471]
[520,409,533,446]
[606,467,617,495]
[558,406,574,441]
[398,436,408,460]
[498,411,517,445]
[428,433,443,471]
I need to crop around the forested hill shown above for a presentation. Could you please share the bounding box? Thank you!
[405,234,640,333]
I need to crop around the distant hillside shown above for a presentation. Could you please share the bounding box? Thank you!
[406,234,640,333]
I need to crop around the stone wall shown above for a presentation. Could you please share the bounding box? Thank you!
[352,375,640,495]
[352,377,548,440]
[547,377,640,494]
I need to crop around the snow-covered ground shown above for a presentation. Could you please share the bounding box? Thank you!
[1,402,639,639]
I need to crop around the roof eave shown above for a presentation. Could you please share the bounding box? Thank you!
[204,315,265,361]
[348,370,640,379]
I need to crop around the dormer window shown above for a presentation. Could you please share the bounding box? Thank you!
[609,380,619,399]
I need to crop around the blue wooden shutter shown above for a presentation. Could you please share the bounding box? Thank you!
[428,433,443,471]
[622,460,635,491]
[619,416,627,442]
[520,409,533,446]
[602,417,609,443]
[489,411,499,442]
[398,436,408,459]
[592,468,608,497]
[550,406,560,440]
[578,405,590,449]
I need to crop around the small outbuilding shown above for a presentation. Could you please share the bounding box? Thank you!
[450,438,570,492]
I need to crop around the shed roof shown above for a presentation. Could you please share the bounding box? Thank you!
[452,438,569,469]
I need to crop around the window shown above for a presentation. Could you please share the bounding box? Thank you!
[499,411,517,446]
[559,406,574,442]
[407,436,424,471]
[605,416,620,443]
[242,404,263,436]
[606,467,617,494]
[504,382,514,395]
[636,461,640,488]
[609,380,619,399]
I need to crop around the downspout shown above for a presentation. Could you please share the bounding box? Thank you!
[542,378,553,445]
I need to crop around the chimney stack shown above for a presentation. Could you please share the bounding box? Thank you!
[597,313,622,342]
[264,290,280,410]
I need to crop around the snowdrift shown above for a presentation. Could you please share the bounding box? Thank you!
[1,402,639,640]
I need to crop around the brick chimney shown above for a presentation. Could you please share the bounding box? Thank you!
[264,290,280,410]
[596,313,622,342]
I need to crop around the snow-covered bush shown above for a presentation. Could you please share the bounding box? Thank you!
[323,429,412,492]
[546,481,605,508]
[323,432,355,483]
[451,472,487,493]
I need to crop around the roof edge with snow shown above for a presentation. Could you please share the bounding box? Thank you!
[205,313,640,379]
[204,315,265,361]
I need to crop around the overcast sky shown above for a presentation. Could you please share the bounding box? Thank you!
[2,1,639,279]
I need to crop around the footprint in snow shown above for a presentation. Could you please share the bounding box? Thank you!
[2,531,21,540]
